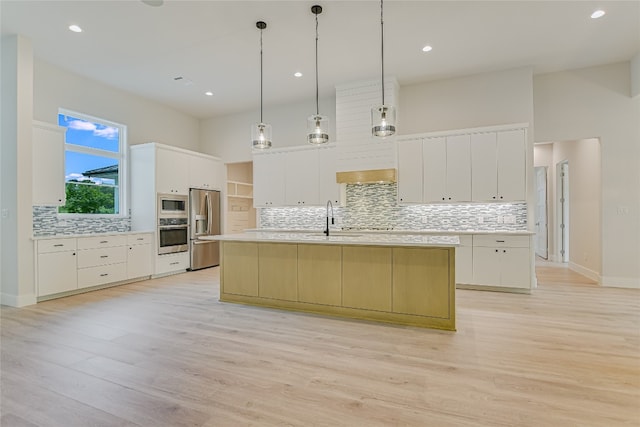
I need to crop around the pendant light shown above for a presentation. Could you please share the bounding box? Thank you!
[371,0,396,138]
[307,5,329,145]
[252,21,272,149]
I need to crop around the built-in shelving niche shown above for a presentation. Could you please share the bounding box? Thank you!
[226,162,256,233]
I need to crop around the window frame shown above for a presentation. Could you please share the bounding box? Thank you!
[58,108,128,218]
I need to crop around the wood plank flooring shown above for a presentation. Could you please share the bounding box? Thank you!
[1,264,638,426]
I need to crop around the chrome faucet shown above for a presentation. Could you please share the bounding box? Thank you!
[324,200,334,236]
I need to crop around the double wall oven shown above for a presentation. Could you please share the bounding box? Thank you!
[157,193,189,255]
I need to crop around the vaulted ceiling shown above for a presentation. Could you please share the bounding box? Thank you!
[2,1,639,118]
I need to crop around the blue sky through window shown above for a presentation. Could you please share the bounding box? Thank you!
[58,114,119,185]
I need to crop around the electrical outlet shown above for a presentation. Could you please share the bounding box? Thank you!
[1,209,8,219]
[422,216,429,224]
[504,215,516,224]
[478,216,484,224]
[617,206,629,215]
[497,215,503,224]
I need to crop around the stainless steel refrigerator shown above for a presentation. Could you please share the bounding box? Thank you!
[189,188,221,270]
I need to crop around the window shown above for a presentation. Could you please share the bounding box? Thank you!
[57,109,127,215]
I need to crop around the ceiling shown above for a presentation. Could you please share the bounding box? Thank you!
[2,1,639,119]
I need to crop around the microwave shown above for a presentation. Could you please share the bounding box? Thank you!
[157,193,188,219]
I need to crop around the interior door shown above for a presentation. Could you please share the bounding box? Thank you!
[534,166,548,259]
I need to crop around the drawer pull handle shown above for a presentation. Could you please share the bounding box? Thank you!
[100,273,109,277]
[100,240,108,244]
[53,244,64,247]
[136,238,144,241]
[170,262,179,265]
[496,240,505,243]
[100,255,109,258]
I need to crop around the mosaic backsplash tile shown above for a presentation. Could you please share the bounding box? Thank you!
[259,183,528,232]
[33,206,131,236]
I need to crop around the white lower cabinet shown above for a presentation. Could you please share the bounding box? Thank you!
[127,233,153,279]
[36,238,78,296]
[36,233,153,299]
[455,235,473,284]
[472,235,531,289]
[155,252,190,275]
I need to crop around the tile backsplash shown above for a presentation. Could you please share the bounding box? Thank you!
[259,183,527,232]
[33,206,131,236]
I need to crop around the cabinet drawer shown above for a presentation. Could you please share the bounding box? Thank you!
[77,246,127,268]
[473,234,530,248]
[77,235,127,250]
[78,263,127,289]
[37,238,77,254]
[127,233,153,245]
[156,253,189,275]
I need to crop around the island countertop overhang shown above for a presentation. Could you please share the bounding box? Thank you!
[202,232,459,248]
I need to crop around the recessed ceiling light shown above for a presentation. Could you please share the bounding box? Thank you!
[68,25,82,33]
[591,10,605,19]
[205,91,213,96]
[422,45,433,52]
[294,72,303,77]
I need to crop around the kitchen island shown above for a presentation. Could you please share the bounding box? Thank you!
[205,232,459,331]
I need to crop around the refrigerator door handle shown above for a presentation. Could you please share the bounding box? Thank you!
[207,192,213,235]
[193,239,216,245]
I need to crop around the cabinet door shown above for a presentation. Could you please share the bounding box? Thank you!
[471,132,498,201]
[318,146,341,206]
[127,244,152,279]
[397,139,423,204]
[258,243,298,301]
[32,122,66,206]
[297,244,342,306]
[285,149,319,206]
[472,246,501,285]
[392,247,451,319]
[342,246,392,311]
[499,247,530,288]
[253,152,285,207]
[188,155,221,190]
[455,245,473,284]
[156,148,189,194]
[446,134,471,201]
[37,251,77,296]
[423,137,447,202]
[221,242,258,296]
[497,130,526,201]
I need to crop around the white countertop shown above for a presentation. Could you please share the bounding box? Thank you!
[245,228,535,236]
[32,230,154,240]
[205,232,460,248]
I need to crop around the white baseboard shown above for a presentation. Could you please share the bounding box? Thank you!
[568,262,601,283]
[0,292,37,307]
[600,276,640,289]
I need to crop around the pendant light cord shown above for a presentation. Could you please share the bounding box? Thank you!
[315,13,320,116]
[260,27,264,123]
[380,0,385,106]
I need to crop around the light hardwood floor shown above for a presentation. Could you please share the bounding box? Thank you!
[1,264,638,426]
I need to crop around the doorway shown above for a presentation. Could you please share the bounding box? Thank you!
[534,166,548,259]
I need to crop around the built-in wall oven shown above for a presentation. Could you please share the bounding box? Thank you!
[157,194,189,255]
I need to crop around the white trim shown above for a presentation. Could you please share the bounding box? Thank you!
[600,276,640,289]
[396,122,530,141]
[568,261,600,283]
[0,292,37,307]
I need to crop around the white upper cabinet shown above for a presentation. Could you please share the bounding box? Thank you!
[188,154,222,190]
[156,147,189,195]
[397,139,423,204]
[285,149,319,206]
[422,137,447,203]
[253,151,286,207]
[318,146,341,206]
[32,121,66,206]
[497,129,526,201]
[471,129,526,201]
[445,134,472,202]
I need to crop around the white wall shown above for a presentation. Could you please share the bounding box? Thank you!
[399,67,534,134]
[200,96,336,163]
[1,35,35,307]
[631,52,640,98]
[33,59,200,150]
[534,62,640,288]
